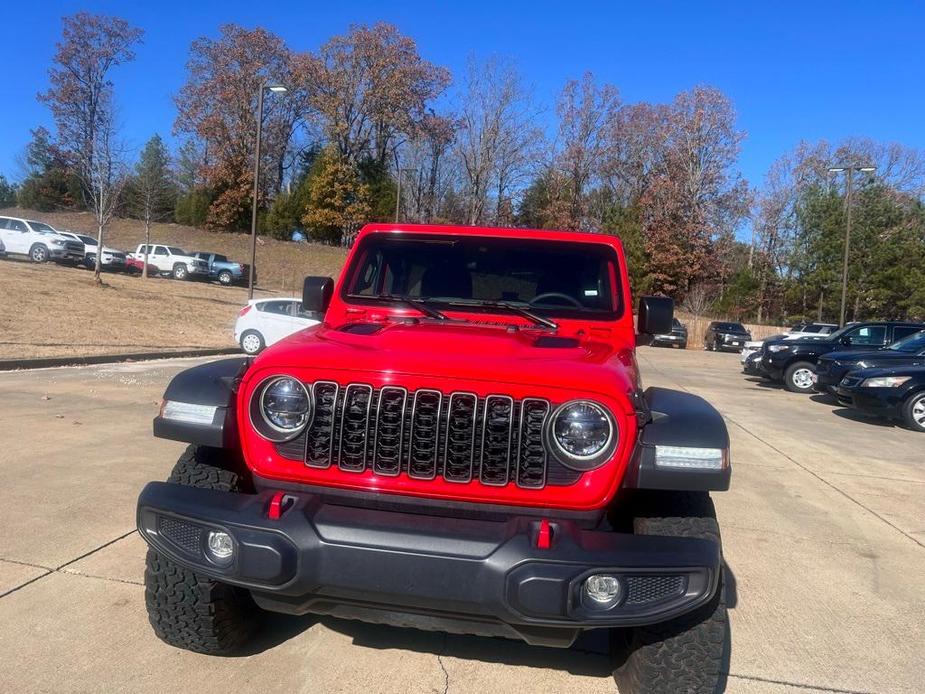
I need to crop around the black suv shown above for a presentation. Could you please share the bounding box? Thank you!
[760,321,925,393]
[814,329,925,395]
[703,321,751,352]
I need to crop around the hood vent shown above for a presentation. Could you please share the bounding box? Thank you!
[340,323,384,335]
[533,336,580,349]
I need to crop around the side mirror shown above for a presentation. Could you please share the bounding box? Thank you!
[303,276,334,315]
[637,296,674,339]
[840,335,852,346]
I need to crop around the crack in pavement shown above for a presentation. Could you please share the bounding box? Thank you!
[435,633,450,694]
[0,529,138,599]
[727,672,876,693]
[639,356,925,550]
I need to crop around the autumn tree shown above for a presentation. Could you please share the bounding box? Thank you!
[297,23,450,168]
[128,135,175,277]
[39,12,141,284]
[175,24,304,230]
[302,147,370,244]
[397,112,458,222]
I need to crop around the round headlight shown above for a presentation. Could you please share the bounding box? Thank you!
[252,376,312,440]
[549,401,615,469]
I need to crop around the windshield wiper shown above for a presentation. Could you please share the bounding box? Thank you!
[445,300,559,331]
[363,294,449,321]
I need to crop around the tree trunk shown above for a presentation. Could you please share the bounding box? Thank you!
[142,219,150,279]
[93,220,104,285]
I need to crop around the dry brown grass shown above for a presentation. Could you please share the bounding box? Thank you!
[0,207,348,297]
[0,207,348,359]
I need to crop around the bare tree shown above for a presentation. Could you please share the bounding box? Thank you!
[75,107,129,284]
[454,57,538,225]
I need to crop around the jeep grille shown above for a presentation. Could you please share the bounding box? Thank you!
[275,382,580,488]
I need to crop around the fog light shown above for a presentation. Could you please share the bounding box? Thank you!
[583,574,622,608]
[206,530,234,562]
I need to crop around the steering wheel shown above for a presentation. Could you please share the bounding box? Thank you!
[530,292,583,308]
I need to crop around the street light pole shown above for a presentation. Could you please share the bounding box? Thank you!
[828,165,875,327]
[248,84,288,301]
[394,167,418,223]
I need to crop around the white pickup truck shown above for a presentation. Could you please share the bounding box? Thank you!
[129,244,209,280]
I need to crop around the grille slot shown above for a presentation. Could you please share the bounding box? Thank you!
[338,384,372,472]
[408,390,442,479]
[444,393,478,482]
[305,381,338,468]
[372,386,408,476]
[479,395,514,486]
[516,399,551,488]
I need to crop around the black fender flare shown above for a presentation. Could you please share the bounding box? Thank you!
[624,387,731,492]
[153,358,250,449]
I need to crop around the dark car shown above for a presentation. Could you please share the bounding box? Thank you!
[760,321,925,393]
[651,317,688,349]
[742,350,765,377]
[703,321,751,352]
[192,252,252,286]
[814,330,925,395]
[836,365,925,432]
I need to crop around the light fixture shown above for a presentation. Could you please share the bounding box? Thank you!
[582,574,623,608]
[206,530,234,564]
[267,84,288,93]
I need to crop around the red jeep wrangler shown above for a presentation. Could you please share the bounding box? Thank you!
[138,224,730,693]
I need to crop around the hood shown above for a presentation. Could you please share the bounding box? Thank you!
[847,364,925,379]
[258,320,638,407]
[824,349,924,365]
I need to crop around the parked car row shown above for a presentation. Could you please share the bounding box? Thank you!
[741,319,925,432]
[0,214,250,287]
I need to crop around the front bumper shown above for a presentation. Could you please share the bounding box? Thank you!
[137,482,721,647]
[50,247,84,262]
[835,384,904,417]
[813,368,847,394]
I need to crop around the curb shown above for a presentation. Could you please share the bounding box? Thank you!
[0,347,242,372]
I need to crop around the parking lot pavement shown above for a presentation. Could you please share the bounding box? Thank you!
[0,351,922,693]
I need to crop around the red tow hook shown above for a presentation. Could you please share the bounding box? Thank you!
[267,491,293,520]
[536,518,552,550]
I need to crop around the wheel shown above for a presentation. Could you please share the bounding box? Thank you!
[218,270,233,286]
[611,492,727,694]
[901,391,925,432]
[240,330,265,355]
[144,445,260,654]
[172,263,188,280]
[680,342,687,350]
[29,244,49,263]
[783,361,815,393]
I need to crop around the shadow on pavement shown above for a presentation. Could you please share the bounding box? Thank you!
[830,408,897,428]
[242,564,738,692]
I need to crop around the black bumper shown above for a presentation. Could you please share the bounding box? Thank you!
[835,385,903,418]
[137,482,721,647]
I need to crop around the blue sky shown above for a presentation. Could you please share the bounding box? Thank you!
[3,1,924,193]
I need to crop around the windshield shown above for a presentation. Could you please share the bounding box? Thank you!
[77,235,96,245]
[716,322,747,333]
[28,221,57,233]
[345,234,620,318]
[167,246,186,255]
[887,330,925,353]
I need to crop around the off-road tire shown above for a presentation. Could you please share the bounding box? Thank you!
[29,244,49,263]
[783,360,815,393]
[144,445,259,654]
[172,263,188,280]
[218,270,233,286]
[611,492,727,694]
[901,391,925,432]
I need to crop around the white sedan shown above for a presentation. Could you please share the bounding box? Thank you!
[234,297,321,354]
